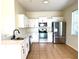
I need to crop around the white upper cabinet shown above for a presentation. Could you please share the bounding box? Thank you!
[38,17,47,22]
[28,19,38,27]
[28,19,34,27]
[47,19,52,28]
[52,17,63,22]
[38,19,48,22]
[17,14,28,28]
[34,19,39,27]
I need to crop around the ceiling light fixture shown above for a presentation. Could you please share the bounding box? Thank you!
[43,0,49,4]
[41,0,49,4]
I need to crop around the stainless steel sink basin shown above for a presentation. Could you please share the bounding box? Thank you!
[15,37,24,40]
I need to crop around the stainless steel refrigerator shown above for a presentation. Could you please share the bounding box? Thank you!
[52,22,66,44]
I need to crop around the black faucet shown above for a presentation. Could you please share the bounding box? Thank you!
[11,29,20,39]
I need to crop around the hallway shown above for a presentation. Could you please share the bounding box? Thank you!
[27,43,77,59]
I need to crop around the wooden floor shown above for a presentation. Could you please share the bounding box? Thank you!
[27,43,78,59]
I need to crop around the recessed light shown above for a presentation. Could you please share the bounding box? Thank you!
[41,0,49,4]
[43,0,49,4]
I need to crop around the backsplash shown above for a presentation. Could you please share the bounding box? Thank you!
[1,34,12,40]
[1,28,32,40]
[16,28,31,38]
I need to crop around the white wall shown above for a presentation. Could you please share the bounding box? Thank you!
[15,0,26,28]
[0,0,27,39]
[1,0,15,39]
[63,2,78,51]
[15,0,28,38]
[26,11,63,19]
[0,0,2,40]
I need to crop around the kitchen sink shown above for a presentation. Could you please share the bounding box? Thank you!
[15,37,24,40]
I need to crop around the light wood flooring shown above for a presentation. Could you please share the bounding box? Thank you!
[27,43,78,59]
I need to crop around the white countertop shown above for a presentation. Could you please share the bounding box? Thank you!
[0,33,31,45]
[1,40,24,45]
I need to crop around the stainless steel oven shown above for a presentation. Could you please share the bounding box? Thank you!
[38,22,47,42]
[39,30,47,39]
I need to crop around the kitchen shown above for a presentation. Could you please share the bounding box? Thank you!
[0,0,78,59]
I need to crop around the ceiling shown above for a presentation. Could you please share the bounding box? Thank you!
[17,0,77,11]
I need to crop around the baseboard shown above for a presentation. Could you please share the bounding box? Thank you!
[32,42,52,44]
[66,43,78,52]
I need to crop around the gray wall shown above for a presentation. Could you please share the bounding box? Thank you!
[63,2,78,51]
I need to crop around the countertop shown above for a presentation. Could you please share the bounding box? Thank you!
[1,40,24,45]
[0,34,31,45]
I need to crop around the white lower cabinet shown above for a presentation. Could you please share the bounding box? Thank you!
[22,38,29,59]
[31,33,39,42]
[0,45,23,59]
[0,38,30,59]
[47,32,52,42]
[31,32,53,43]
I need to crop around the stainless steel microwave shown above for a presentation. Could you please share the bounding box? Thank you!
[39,23,47,27]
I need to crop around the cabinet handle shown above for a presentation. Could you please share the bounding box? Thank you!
[22,46,24,48]
[22,46,25,54]
[23,49,25,54]
[27,44,28,47]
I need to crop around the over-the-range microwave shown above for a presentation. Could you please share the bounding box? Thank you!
[39,22,47,27]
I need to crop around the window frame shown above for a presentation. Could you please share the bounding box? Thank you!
[71,10,78,36]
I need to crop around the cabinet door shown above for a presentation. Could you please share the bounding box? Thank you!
[52,17,63,21]
[28,19,34,27]
[43,19,47,22]
[24,16,28,27]
[28,19,39,28]
[31,33,39,42]
[48,32,52,42]
[22,38,29,59]
[38,17,47,22]
[17,14,28,28]
[21,45,25,59]
[34,19,38,27]
[38,18,43,22]
[47,19,52,28]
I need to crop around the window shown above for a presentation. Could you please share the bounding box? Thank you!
[71,10,78,35]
